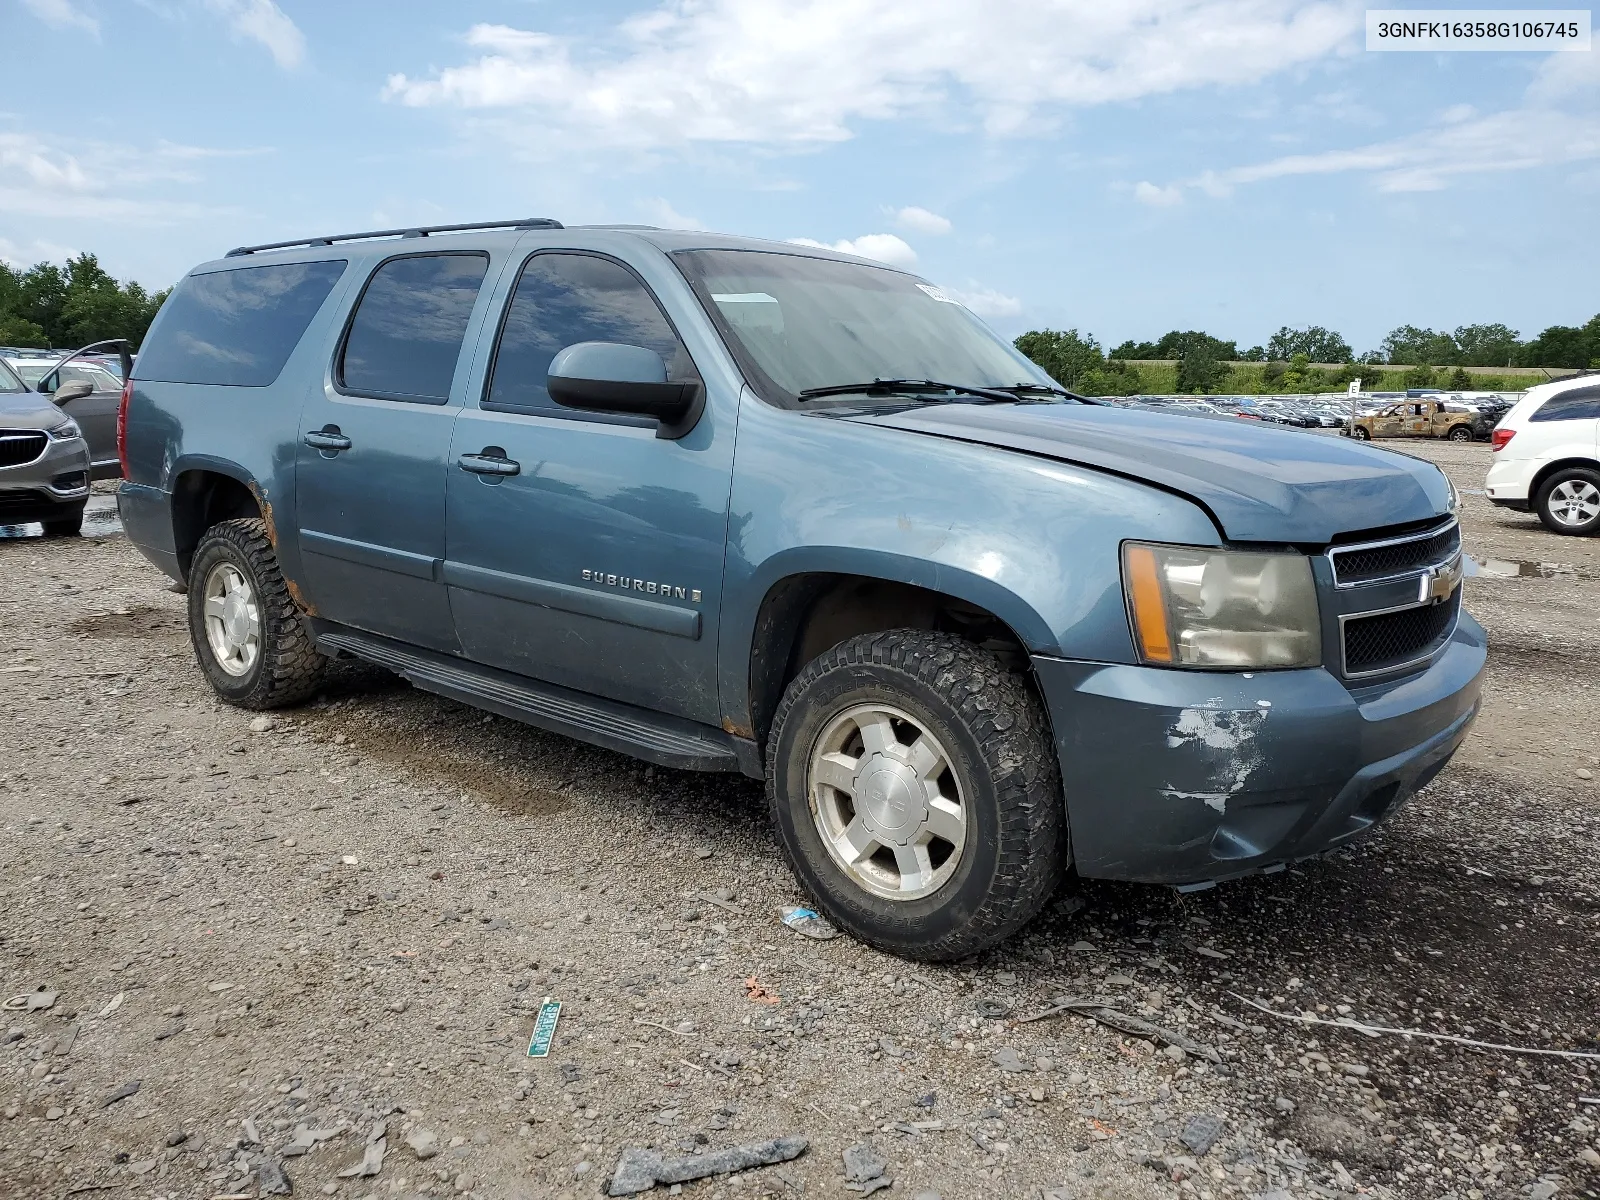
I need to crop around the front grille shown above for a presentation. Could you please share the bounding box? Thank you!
[1343,591,1460,675]
[1331,520,1459,585]
[0,432,47,468]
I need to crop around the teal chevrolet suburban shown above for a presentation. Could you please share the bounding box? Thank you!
[118,218,1484,960]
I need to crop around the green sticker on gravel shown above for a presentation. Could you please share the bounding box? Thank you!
[527,998,562,1057]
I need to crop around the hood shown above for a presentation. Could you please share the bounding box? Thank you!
[850,403,1451,544]
[0,391,69,432]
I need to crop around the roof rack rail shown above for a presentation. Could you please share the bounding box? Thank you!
[225,217,563,258]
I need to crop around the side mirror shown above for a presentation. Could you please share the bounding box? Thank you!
[51,380,95,404]
[547,342,702,440]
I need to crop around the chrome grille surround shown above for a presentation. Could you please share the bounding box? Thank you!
[1324,518,1464,680]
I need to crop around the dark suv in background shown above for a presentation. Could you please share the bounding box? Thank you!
[118,218,1484,960]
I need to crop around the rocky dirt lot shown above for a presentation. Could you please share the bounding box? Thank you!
[1,443,1598,1200]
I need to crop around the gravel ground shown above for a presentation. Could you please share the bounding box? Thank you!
[1,446,1597,1200]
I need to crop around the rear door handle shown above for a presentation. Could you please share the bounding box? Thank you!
[304,429,352,451]
[457,451,520,477]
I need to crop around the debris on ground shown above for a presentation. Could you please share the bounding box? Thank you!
[3,987,57,1012]
[841,1140,892,1194]
[744,977,782,1004]
[100,1081,140,1108]
[1179,1114,1226,1156]
[404,1127,439,1159]
[527,996,562,1056]
[256,1157,293,1195]
[777,905,839,940]
[607,1134,809,1195]
[281,1123,344,1158]
[336,1120,387,1178]
[1016,996,1220,1063]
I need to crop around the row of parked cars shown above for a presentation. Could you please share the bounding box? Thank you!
[0,342,130,534]
[1114,391,1516,440]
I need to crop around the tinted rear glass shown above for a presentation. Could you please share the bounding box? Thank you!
[1530,385,1600,423]
[135,260,347,386]
[339,253,489,404]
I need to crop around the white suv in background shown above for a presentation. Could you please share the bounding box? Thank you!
[1485,374,1600,536]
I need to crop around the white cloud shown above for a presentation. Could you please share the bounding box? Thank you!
[1133,180,1183,207]
[638,197,703,230]
[0,131,244,222]
[204,0,305,70]
[941,283,1022,319]
[20,0,99,35]
[1172,50,1599,197]
[891,205,952,235]
[383,3,1359,149]
[787,233,917,268]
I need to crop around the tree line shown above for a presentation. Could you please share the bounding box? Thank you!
[0,254,168,350]
[1020,314,1600,397]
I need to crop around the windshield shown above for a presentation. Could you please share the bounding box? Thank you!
[13,364,51,386]
[0,359,23,394]
[672,249,1055,405]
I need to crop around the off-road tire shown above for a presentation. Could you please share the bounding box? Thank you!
[1447,424,1473,442]
[41,508,84,537]
[766,629,1065,961]
[187,518,325,708]
[1351,426,1371,440]
[1534,466,1600,537]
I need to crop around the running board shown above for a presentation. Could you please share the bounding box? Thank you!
[313,626,748,775]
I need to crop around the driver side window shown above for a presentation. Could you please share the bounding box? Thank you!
[483,252,695,418]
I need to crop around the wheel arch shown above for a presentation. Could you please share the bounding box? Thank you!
[168,457,266,581]
[1530,456,1600,504]
[738,553,1056,751]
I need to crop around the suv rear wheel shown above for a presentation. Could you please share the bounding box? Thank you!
[766,629,1064,961]
[1535,466,1600,536]
[187,518,325,708]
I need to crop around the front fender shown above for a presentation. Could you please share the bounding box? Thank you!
[717,401,1222,732]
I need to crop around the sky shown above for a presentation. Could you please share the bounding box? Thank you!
[2,0,1596,355]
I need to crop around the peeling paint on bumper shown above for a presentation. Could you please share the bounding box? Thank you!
[1032,612,1486,886]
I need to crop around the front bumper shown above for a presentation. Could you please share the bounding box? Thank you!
[0,431,91,524]
[1032,612,1486,886]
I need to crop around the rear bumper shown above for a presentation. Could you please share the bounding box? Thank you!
[117,481,182,579]
[1032,612,1486,886]
[1484,456,1534,503]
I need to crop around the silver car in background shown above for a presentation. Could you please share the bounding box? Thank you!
[0,357,92,536]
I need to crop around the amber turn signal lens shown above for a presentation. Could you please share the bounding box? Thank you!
[1124,543,1173,663]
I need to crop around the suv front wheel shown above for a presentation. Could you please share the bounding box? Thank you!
[1535,466,1600,536]
[767,630,1065,961]
[187,518,326,708]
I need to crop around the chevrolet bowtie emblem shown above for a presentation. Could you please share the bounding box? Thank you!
[1418,556,1463,605]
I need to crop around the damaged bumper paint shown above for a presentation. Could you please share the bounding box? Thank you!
[1032,611,1486,886]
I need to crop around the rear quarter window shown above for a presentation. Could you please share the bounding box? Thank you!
[135,260,347,386]
[1529,385,1600,423]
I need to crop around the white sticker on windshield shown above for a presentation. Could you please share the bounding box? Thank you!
[915,283,960,304]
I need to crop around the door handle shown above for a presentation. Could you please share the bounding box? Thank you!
[457,451,521,477]
[304,428,352,451]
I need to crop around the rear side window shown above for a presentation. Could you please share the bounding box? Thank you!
[135,260,346,386]
[1530,385,1600,423]
[484,252,693,416]
[338,253,489,404]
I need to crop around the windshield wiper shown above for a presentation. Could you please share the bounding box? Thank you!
[796,378,1022,405]
[993,382,1101,405]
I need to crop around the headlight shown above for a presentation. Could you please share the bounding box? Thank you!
[1445,474,1461,515]
[50,418,83,440]
[1122,542,1321,669]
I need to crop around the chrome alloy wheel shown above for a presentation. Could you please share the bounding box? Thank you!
[807,704,967,901]
[1549,479,1600,527]
[202,561,261,677]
